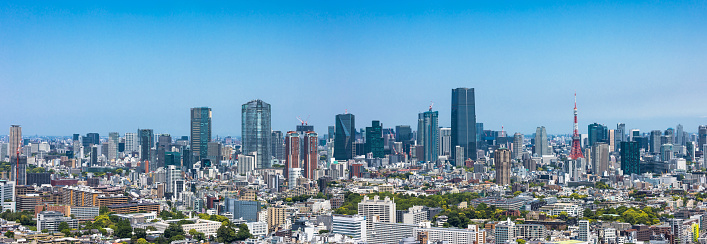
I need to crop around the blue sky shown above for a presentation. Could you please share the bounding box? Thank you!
[1,1,706,137]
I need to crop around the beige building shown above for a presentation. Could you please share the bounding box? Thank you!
[495,148,511,185]
[267,207,286,232]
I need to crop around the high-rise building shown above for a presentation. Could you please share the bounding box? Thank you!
[9,125,22,157]
[242,100,272,168]
[334,113,355,161]
[206,142,222,163]
[675,124,684,146]
[296,124,314,160]
[284,131,300,181]
[271,131,285,161]
[620,141,640,175]
[190,107,212,162]
[451,88,477,161]
[495,148,511,185]
[660,144,673,162]
[157,134,172,168]
[332,215,367,241]
[11,156,27,185]
[535,126,550,156]
[84,133,100,148]
[107,132,119,160]
[592,142,609,176]
[267,207,286,233]
[439,127,452,157]
[358,195,396,230]
[608,130,615,152]
[165,165,183,194]
[699,125,707,150]
[588,123,608,147]
[417,110,439,162]
[303,131,318,180]
[138,129,154,162]
[124,132,138,153]
[616,123,626,146]
[512,133,524,159]
[90,145,98,167]
[365,121,384,158]
[328,126,335,141]
[395,125,413,155]
[650,130,662,153]
[224,198,261,222]
[578,220,589,241]
[495,218,516,244]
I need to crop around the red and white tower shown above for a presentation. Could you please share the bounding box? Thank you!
[569,93,584,159]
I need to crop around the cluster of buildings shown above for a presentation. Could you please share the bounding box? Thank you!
[0,88,706,244]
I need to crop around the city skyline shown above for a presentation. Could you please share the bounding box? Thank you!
[2,1,706,136]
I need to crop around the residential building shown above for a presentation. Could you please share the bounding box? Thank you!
[358,195,396,230]
[37,211,78,232]
[302,131,318,179]
[285,131,300,181]
[267,207,286,233]
[495,148,511,185]
[332,215,367,241]
[495,218,516,244]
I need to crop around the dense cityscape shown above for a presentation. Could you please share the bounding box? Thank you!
[0,87,706,244]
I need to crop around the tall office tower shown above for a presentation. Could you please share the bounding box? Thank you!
[303,131,318,180]
[451,88,477,162]
[138,129,154,162]
[358,195,396,230]
[535,126,550,156]
[284,131,300,181]
[578,220,589,241]
[592,142,609,176]
[0,143,7,161]
[242,100,272,168]
[11,156,27,185]
[685,141,695,162]
[417,109,439,163]
[608,130,615,152]
[476,123,484,143]
[327,126,335,141]
[124,133,137,153]
[620,141,640,175]
[190,107,212,162]
[90,145,98,167]
[157,134,172,168]
[84,133,100,148]
[512,133,524,159]
[495,148,511,185]
[570,94,584,159]
[271,131,285,161]
[365,121,384,158]
[438,127,452,157]
[660,144,673,162]
[395,125,413,155]
[588,123,608,147]
[629,129,640,141]
[699,125,707,150]
[650,130,662,153]
[107,132,119,160]
[334,113,355,161]
[675,124,684,146]
[9,125,22,156]
[616,123,626,144]
[495,218,516,244]
[165,165,183,194]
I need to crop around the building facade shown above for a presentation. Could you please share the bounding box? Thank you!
[451,88,477,162]
[242,100,272,168]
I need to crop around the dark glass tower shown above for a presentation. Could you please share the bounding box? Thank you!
[588,123,608,147]
[190,107,212,162]
[620,141,640,175]
[451,88,477,161]
[242,100,272,168]
[395,125,413,154]
[334,113,355,160]
[138,129,154,161]
[271,131,285,161]
[365,120,384,158]
[418,110,439,162]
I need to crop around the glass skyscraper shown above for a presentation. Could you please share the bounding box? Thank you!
[620,141,640,175]
[242,100,272,168]
[138,129,154,161]
[191,107,212,162]
[365,120,384,158]
[334,113,355,160]
[417,110,439,162]
[451,88,477,162]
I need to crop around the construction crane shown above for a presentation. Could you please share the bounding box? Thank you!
[429,101,434,111]
[297,115,311,125]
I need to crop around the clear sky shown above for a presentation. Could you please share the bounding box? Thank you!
[1,1,706,137]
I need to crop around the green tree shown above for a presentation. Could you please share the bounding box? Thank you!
[235,224,253,241]
[136,238,149,244]
[5,231,14,239]
[517,239,527,244]
[115,219,133,238]
[133,228,147,239]
[217,224,237,243]
[163,223,184,239]
[58,222,70,232]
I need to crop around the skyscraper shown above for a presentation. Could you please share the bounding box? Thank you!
[242,100,272,168]
[439,127,452,157]
[334,113,355,161]
[11,156,27,185]
[588,123,608,147]
[108,132,119,160]
[124,132,137,153]
[395,125,413,154]
[303,131,318,180]
[698,125,707,150]
[592,142,609,176]
[190,107,212,162]
[578,220,589,241]
[157,134,172,168]
[451,88,477,162]
[138,129,154,162]
[84,133,100,148]
[495,148,511,185]
[650,130,662,153]
[284,131,300,181]
[9,125,21,157]
[365,121,384,158]
[675,124,684,146]
[616,123,626,145]
[417,109,439,163]
[512,133,524,159]
[620,141,640,175]
[271,131,285,161]
[534,126,549,156]
[296,124,314,160]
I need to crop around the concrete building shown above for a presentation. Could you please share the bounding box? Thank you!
[332,215,367,241]
[267,207,286,233]
[402,206,428,225]
[592,142,610,176]
[182,219,222,236]
[37,211,78,232]
[358,195,396,230]
[579,220,589,241]
[245,221,268,236]
[495,218,516,244]
[535,126,550,156]
[495,148,511,185]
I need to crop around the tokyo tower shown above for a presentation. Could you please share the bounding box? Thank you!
[569,93,584,159]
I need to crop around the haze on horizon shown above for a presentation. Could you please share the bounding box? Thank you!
[1,1,706,137]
